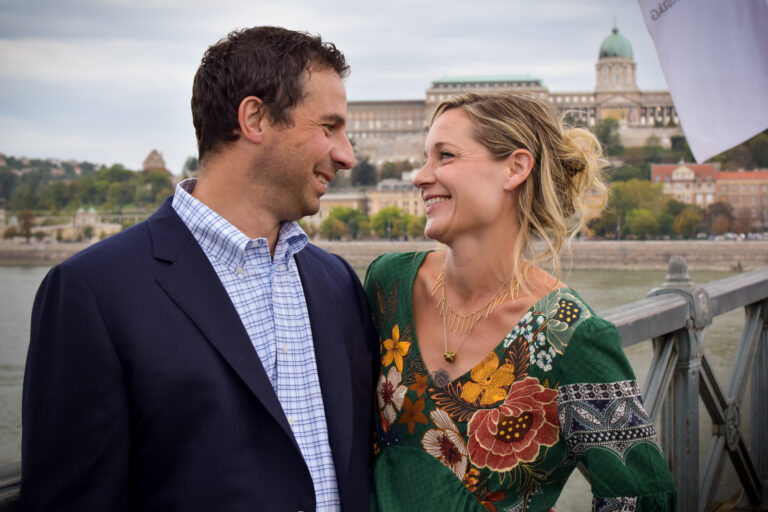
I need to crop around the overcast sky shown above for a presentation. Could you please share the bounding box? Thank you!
[0,0,668,174]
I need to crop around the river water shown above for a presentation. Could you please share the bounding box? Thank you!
[0,264,750,508]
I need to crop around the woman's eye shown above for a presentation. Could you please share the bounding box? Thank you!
[439,151,455,160]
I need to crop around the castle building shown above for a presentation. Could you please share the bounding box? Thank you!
[347,26,681,163]
[651,163,768,230]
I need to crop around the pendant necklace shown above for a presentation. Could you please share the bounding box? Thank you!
[432,261,526,363]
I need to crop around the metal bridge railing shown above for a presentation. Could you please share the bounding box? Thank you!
[0,257,766,511]
[602,256,768,511]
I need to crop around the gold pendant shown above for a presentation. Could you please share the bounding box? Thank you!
[443,351,456,363]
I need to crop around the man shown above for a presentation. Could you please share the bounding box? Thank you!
[22,26,377,511]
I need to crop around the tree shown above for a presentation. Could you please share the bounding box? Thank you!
[319,217,349,240]
[587,208,618,239]
[706,201,734,234]
[406,214,426,239]
[611,179,667,219]
[107,181,136,207]
[82,225,94,240]
[350,157,377,186]
[627,208,658,239]
[379,160,414,181]
[711,216,731,235]
[0,168,18,203]
[18,209,35,243]
[644,135,662,162]
[3,226,18,239]
[658,212,675,236]
[732,208,754,234]
[183,156,199,176]
[325,206,369,239]
[664,199,687,218]
[371,206,406,239]
[673,207,702,239]
[609,164,646,182]
[670,135,694,162]
[593,119,623,156]
[751,132,768,167]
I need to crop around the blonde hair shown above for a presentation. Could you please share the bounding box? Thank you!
[431,92,609,281]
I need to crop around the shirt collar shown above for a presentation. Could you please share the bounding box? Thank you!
[172,179,308,267]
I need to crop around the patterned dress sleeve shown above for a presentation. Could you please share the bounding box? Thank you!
[556,317,676,511]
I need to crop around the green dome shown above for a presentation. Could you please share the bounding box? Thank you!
[599,27,634,59]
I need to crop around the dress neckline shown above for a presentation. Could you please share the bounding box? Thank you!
[407,250,570,387]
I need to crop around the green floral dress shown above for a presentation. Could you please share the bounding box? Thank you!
[364,252,676,512]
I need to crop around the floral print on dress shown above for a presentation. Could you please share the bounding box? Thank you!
[377,366,408,430]
[467,377,559,472]
[421,408,468,479]
[382,324,411,372]
[460,352,517,405]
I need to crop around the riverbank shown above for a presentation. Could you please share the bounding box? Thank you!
[3,239,766,271]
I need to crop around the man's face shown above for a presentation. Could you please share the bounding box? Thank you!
[257,68,354,221]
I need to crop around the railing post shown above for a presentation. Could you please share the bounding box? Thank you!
[648,256,712,512]
[752,299,768,487]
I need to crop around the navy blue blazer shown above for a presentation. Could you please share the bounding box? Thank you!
[21,199,378,511]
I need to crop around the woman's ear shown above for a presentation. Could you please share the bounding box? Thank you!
[237,96,266,145]
[503,149,534,191]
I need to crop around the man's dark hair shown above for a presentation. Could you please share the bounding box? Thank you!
[191,26,349,161]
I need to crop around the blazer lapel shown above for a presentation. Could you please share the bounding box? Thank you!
[147,201,297,446]
[296,251,353,481]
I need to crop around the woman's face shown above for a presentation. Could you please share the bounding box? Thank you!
[414,108,512,244]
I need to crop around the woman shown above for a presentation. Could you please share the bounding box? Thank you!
[364,92,676,511]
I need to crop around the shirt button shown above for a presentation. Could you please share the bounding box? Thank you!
[282,344,288,353]
[287,416,295,425]
[236,266,243,274]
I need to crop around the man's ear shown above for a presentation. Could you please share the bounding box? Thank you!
[237,96,266,144]
[503,148,534,191]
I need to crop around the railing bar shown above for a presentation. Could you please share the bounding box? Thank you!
[643,335,677,421]
[727,437,764,505]
[700,435,727,512]
[726,303,763,406]
[700,355,728,425]
[601,294,690,348]
[702,269,768,316]
[750,300,768,482]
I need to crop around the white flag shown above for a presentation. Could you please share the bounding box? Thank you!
[637,0,768,163]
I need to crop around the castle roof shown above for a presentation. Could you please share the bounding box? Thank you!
[599,27,634,60]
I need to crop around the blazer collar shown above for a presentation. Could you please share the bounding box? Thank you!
[146,200,298,447]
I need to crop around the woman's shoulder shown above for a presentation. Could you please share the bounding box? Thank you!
[526,286,618,356]
[366,251,431,284]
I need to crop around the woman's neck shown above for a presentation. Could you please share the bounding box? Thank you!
[441,229,522,306]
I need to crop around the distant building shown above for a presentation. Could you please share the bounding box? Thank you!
[305,176,424,227]
[367,179,425,219]
[652,163,719,208]
[715,171,768,228]
[143,150,168,173]
[308,192,368,227]
[652,163,768,230]
[74,207,100,228]
[348,25,681,163]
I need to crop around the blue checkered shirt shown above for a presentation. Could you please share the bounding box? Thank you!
[172,180,340,510]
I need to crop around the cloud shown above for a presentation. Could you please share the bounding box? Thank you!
[0,0,669,169]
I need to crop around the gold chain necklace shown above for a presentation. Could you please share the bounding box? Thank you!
[431,261,525,363]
